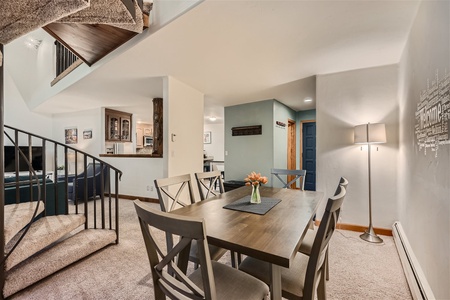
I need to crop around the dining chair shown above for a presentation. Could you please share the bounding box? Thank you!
[154,174,227,268]
[134,200,270,300]
[271,168,307,190]
[195,170,224,200]
[238,185,347,300]
[195,170,240,268]
[298,176,349,280]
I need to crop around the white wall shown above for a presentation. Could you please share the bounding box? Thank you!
[4,71,53,137]
[397,1,449,298]
[101,156,164,198]
[50,106,165,199]
[165,76,204,177]
[203,123,224,161]
[316,65,399,228]
[52,108,103,156]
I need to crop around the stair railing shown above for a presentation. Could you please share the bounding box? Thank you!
[2,125,123,266]
[1,132,42,266]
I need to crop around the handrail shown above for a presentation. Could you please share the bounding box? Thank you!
[4,125,122,176]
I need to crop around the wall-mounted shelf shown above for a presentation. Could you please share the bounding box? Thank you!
[231,125,262,136]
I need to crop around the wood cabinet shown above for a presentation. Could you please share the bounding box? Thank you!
[136,127,144,148]
[144,126,153,136]
[105,108,132,142]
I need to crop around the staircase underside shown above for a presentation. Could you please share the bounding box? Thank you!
[0,0,152,66]
[44,23,139,66]
[4,229,117,298]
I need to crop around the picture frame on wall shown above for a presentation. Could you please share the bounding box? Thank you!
[83,129,93,139]
[65,127,78,144]
[204,131,212,144]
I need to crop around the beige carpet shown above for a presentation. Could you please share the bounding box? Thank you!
[57,0,135,25]
[9,199,412,299]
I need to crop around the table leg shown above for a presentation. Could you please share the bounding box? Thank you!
[270,264,282,300]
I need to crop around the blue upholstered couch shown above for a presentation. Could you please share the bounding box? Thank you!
[66,163,109,202]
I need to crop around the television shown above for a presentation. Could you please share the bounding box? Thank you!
[4,146,43,172]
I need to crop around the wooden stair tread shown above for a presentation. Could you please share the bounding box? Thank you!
[5,214,86,271]
[4,229,117,298]
[4,201,45,245]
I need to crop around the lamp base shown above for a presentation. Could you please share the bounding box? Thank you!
[360,226,383,243]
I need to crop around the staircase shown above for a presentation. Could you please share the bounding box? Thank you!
[1,1,147,296]
[1,126,123,298]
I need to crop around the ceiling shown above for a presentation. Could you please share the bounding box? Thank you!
[33,0,420,124]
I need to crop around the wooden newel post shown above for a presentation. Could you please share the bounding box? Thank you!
[152,98,163,156]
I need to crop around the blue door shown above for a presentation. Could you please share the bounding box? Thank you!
[302,122,316,191]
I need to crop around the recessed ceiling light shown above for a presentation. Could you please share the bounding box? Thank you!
[24,37,42,50]
[209,116,217,121]
[304,97,313,103]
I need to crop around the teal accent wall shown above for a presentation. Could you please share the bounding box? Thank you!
[224,99,296,187]
[272,101,296,187]
[297,109,316,122]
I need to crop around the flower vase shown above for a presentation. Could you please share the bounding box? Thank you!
[250,184,261,204]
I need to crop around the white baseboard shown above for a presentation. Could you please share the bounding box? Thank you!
[392,221,435,300]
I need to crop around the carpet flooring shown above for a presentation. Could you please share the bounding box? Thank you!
[10,199,412,299]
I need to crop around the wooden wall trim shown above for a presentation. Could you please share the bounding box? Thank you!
[314,221,393,236]
[105,193,159,204]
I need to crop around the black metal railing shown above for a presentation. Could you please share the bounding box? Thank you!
[55,40,80,77]
[1,125,122,266]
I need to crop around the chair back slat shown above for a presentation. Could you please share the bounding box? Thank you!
[195,170,224,200]
[334,176,348,223]
[134,200,216,300]
[303,185,346,299]
[154,174,196,212]
[271,168,307,190]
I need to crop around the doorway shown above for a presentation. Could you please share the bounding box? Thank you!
[287,119,297,188]
[301,121,316,191]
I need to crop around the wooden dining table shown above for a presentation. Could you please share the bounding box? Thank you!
[171,185,324,300]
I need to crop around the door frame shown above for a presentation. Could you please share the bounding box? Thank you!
[287,119,296,188]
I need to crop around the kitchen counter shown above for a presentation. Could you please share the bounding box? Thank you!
[99,154,162,158]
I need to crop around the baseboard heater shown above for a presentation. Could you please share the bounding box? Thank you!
[392,221,435,300]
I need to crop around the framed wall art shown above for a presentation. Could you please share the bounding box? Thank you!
[65,127,78,144]
[83,129,92,139]
[204,131,212,144]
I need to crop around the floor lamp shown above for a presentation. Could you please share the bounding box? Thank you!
[354,123,386,243]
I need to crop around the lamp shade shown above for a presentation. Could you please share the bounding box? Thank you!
[354,123,386,144]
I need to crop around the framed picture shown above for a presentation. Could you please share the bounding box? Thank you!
[204,131,212,144]
[83,129,93,139]
[65,127,78,144]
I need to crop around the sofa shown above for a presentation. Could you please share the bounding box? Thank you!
[4,175,67,216]
[66,163,109,202]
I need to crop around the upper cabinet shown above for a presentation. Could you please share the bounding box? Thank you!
[143,126,153,136]
[136,123,153,149]
[105,108,132,142]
